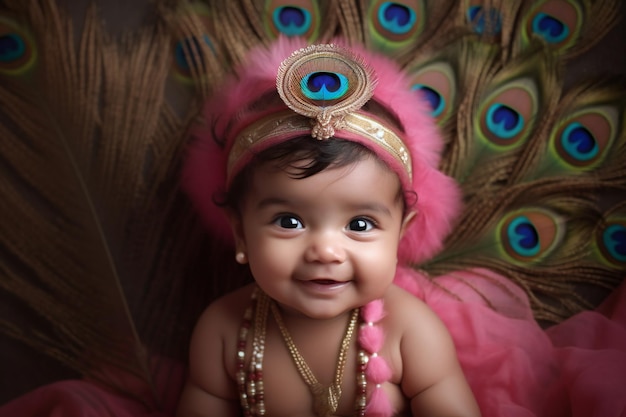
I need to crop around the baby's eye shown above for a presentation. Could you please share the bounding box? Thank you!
[274,215,303,229]
[348,217,375,232]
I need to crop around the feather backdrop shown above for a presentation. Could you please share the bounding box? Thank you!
[1,0,625,406]
[0,0,247,403]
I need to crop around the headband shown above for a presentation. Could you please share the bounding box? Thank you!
[183,37,461,264]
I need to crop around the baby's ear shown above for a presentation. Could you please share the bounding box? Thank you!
[400,210,417,238]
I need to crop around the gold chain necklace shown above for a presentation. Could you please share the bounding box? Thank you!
[270,299,359,417]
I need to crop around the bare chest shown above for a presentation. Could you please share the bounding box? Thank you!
[260,329,361,417]
[232,317,407,416]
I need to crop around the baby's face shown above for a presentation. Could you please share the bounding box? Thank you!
[232,156,409,319]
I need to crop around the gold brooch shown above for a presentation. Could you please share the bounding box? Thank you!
[276,44,377,140]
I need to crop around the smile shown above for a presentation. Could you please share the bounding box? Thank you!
[299,278,351,293]
[311,279,342,285]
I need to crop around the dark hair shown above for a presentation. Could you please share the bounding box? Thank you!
[218,136,416,213]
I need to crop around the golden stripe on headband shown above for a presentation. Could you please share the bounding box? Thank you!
[226,110,412,181]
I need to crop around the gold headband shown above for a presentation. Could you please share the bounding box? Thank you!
[226,44,413,182]
[227,110,412,179]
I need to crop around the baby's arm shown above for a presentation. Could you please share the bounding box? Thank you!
[176,296,242,417]
[393,288,481,417]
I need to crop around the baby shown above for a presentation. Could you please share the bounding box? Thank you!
[177,39,481,417]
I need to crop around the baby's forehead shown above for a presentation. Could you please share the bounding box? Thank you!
[231,137,407,211]
[249,155,404,203]
[254,146,397,178]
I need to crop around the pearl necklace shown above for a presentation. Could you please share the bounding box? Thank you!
[237,288,270,416]
[236,288,391,416]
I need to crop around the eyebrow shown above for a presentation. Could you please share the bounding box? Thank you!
[256,197,290,210]
[351,202,392,217]
[256,197,392,217]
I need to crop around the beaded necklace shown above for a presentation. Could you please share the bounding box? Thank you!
[236,288,393,417]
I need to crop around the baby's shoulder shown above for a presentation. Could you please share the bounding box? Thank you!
[194,284,256,337]
[384,284,431,315]
[383,284,448,337]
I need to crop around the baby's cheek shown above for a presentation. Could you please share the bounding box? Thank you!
[354,256,397,291]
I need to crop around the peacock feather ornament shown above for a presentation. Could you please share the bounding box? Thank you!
[0,0,625,411]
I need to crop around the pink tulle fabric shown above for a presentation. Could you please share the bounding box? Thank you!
[2,271,626,416]
[394,266,626,417]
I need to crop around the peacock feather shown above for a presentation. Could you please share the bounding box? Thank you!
[514,0,621,58]
[593,201,626,270]
[0,0,245,403]
[240,0,338,44]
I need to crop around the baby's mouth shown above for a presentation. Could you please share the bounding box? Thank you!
[311,279,341,285]
[297,277,351,293]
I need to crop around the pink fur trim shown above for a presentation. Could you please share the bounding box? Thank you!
[362,299,385,323]
[366,354,393,384]
[182,130,231,242]
[359,325,384,353]
[359,299,394,417]
[366,386,395,417]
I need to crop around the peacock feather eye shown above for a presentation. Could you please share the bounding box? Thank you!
[532,12,569,43]
[476,78,538,149]
[277,45,374,119]
[486,103,524,138]
[466,5,503,35]
[171,3,216,84]
[174,35,213,72]
[0,16,36,76]
[378,2,416,35]
[550,107,616,170]
[413,84,444,116]
[367,0,424,53]
[498,209,564,263]
[272,6,311,36]
[597,222,626,268]
[522,0,582,53]
[264,0,320,41]
[301,71,349,101]
[560,122,598,161]
[409,61,456,123]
